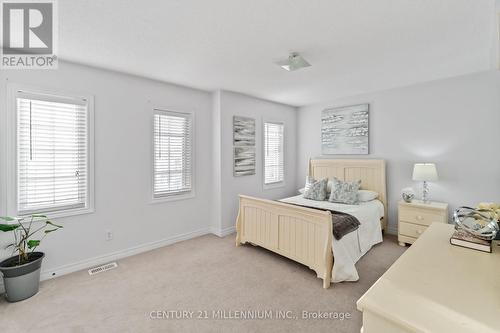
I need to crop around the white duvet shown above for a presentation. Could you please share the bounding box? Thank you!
[279,195,384,283]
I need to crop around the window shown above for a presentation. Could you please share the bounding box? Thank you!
[264,122,284,185]
[15,90,92,216]
[153,109,193,199]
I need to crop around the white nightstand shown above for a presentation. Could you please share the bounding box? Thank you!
[398,200,449,246]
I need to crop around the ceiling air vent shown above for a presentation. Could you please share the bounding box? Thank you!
[88,262,118,276]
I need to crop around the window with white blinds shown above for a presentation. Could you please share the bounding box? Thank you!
[153,110,193,198]
[264,122,284,185]
[16,91,90,215]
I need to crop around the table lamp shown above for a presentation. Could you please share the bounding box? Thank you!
[412,163,438,204]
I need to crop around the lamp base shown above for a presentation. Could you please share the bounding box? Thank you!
[422,181,430,204]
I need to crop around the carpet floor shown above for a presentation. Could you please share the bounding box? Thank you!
[0,233,405,333]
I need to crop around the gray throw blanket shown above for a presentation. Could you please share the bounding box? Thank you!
[284,203,360,240]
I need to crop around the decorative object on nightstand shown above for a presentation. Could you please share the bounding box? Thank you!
[398,200,448,246]
[401,187,415,203]
[412,163,438,204]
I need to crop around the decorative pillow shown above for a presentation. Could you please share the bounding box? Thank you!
[305,176,332,194]
[303,177,328,201]
[358,190,379,202]
[328,177,361,204]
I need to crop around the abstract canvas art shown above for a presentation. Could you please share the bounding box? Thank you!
[233,146,256,176]
[233,116,255,146]
[321,104,369,154]
[233,116,256,176]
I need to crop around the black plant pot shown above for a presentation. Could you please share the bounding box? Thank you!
[0,252,44,302]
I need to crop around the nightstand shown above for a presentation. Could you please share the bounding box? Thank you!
[398,200,449,246]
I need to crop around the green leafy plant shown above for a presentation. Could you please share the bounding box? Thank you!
[0,215,62,266]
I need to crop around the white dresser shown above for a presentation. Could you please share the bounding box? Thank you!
[357,223,500,333]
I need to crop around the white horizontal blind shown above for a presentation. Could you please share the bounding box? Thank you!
[264,122,284,185]
[16,93,89,215]
[153,110,193,197]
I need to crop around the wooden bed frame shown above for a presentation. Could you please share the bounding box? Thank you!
[235,159,387,288]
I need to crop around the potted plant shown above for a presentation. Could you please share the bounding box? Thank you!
[0,215,62,302]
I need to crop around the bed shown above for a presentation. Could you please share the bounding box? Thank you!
[235,159,387,288]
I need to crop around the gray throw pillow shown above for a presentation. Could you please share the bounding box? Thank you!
[303,177,328,201]
[328,177,361,205]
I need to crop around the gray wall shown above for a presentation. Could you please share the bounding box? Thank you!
[296,71,500,234]
[1,60,498,281]
[0,61,215,274]
[0,63,298,282]
[213,91,297,232]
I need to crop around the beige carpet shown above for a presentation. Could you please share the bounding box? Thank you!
[0,233,405,333]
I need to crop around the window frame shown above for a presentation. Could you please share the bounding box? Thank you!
[6,84,95,219]
[150,108,195,203]
[262,120,285,190]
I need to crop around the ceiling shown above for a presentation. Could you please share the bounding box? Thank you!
[59,0,497,106]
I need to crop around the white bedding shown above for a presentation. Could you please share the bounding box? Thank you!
[279,195,384,283]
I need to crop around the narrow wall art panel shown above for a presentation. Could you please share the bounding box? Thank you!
[233,116,256,176]
[233,116,255,146]
[234,147,256,176]
[321,104,369,154]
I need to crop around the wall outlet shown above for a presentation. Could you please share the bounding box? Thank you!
[105,230,113,241]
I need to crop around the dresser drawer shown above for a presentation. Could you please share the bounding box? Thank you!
[399,222,428,238]
[399,207,446,226]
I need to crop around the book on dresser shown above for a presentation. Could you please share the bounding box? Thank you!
[450,229,492,253]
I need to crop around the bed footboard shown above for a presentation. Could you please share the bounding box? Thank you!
[235,195,334,288]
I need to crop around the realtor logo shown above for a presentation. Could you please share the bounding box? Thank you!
[1,0,58,69]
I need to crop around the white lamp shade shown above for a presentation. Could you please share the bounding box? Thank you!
[412,163,438,181]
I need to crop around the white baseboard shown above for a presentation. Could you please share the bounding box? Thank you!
[0,227,210,294]
[210,225,236,237]
[385,227,398,236]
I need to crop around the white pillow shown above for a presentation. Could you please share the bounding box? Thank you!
[357,190,379,202]
[298,188,305,194]
[327,180,334,194]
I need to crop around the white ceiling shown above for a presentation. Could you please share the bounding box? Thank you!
[59,0,497,106]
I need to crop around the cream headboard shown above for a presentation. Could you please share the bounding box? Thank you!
[309,159,387,229]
